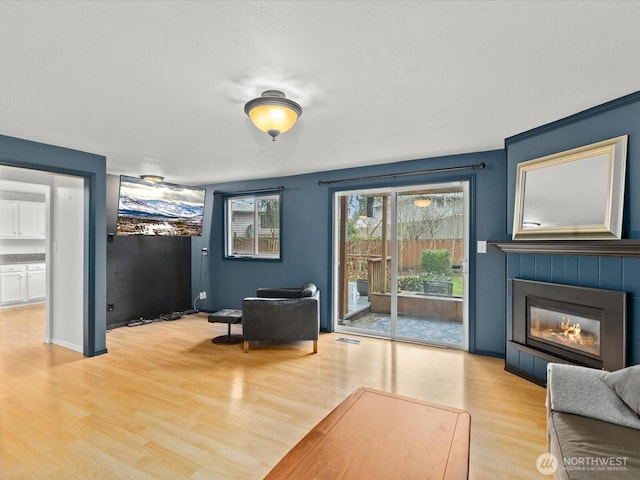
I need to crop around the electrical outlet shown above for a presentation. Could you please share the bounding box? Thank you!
[107,303,114,312]
[199,291,207,299]
[201,248,208,256]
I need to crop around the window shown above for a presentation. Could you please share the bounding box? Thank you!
[259,213,279,229]
[225,191,281,259]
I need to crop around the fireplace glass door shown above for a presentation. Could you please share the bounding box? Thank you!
[512,279,626,371]
[528,302,601,359]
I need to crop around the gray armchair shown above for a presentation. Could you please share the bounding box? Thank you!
[242,283,320,353]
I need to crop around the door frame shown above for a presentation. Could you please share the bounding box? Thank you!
[331,180,471,351]
[0,134,107,357]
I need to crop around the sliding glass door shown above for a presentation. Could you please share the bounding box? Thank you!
[334,182,468,349]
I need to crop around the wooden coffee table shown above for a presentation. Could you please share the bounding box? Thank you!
[265,387,470,479]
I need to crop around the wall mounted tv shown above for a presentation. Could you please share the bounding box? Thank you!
[116,175,205,236]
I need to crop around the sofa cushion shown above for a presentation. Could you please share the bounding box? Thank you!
[602,365,640,416]
[549,411,640,479]
[547,363,640,430]
[257,287,303,299]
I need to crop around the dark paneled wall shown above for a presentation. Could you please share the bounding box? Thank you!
[106,175,192,328]
[192,149,508,357]
[504,91,640,382]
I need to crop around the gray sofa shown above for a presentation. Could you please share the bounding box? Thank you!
[546,363,640,479]
[242,282,320,353]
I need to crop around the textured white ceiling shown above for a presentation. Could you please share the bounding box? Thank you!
[1,1,640,185]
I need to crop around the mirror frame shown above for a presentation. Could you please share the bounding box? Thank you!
[513,135,628,240]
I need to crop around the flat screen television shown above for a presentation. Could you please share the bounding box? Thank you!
[116,175,206,236]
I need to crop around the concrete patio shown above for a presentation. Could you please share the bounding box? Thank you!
[340,282,463,345]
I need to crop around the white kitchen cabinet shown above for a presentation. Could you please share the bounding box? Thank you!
[18,202,46,238]
[0,263,46,305]
[0,200,46,239]
[0,201,18,238]
[26,263,46,300]
[0,265,26,305]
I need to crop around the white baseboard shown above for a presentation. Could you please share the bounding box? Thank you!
[0,300,45,310]
[51,338,83,353]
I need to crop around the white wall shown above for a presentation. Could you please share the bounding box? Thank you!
[50,175,84,352]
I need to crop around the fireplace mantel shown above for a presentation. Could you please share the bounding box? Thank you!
[489,239,640,257]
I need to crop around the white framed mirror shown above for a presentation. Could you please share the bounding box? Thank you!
[513,135,628,240]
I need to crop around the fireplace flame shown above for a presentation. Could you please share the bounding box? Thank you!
[560,317,581,337]
[540,316,598,348]
[527,303,603,358]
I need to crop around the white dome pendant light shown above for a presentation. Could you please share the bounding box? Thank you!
[244,90,302,141]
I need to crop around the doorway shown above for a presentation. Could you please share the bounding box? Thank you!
[333,181,469,349]
[0,166,85,353]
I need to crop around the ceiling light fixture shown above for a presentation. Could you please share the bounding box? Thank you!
[414,198,432,208]
[140,175,164,182]
[244,90,302,141]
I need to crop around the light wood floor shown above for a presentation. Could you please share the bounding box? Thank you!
[0,305,549,479]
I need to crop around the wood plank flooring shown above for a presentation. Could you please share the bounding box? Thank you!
[0,305,549,479]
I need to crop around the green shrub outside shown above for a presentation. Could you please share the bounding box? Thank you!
[395,249,457,295]
[397,274,425,291]
[420,249,451,275]
[398,272,454,292]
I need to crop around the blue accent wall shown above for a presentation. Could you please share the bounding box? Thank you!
[0,134,107,356]
[505,91,640,381]
[193,149,507,356]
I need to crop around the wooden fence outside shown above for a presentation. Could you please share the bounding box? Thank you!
[232,238,280,254]
[346,239,463,269]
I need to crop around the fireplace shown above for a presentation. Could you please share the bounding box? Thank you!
[512,279,626,371]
